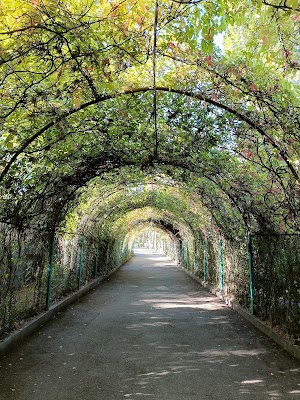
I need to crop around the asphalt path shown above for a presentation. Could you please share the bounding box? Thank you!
[0,249,299,399]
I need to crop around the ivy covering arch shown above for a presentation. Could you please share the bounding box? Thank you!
[0,0,299,341]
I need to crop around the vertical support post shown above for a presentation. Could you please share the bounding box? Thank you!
[181,241,185,269]
[193,240,197,273]
[219,239,224,292]
[117,240,121,266]
[94,241,98,279]
[248,233,254,314]
[186,240,189,270]
[77,235,83,290]
[203,238,207,282]
[106,242,110,269]
[46,234,55,311]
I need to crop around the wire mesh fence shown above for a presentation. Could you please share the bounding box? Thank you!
[0,227,48,337]
[0,225,132,339]
[251,233,300,341]
[133,230,177,261]
[181,232,299,343]
[1,223,299,344]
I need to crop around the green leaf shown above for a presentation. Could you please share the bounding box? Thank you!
[289,0,299,9]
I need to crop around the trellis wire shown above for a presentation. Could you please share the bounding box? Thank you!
[0,225,299,343]
[0,226,131,339]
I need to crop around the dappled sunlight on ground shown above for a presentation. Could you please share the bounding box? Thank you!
[119,357,300,399]
[133,248,176,268]
[116,253,300,399]
[1,251,299,400]
[119,351,300,399]
[141,298,226,310]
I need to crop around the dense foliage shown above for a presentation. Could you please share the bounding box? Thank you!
[0,0,299,232]
[0,0,299,340]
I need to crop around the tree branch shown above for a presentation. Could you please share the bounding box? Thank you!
[1,86,298,183]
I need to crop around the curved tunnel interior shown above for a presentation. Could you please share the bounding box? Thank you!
[0,0,299,342]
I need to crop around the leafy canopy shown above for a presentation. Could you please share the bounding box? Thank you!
[0,0,299,237]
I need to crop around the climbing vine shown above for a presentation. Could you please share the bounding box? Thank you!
[0,0,299,341]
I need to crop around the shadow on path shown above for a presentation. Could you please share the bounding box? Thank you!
[0,250,299,399]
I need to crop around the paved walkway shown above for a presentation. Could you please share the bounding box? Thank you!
[0,250,299,400]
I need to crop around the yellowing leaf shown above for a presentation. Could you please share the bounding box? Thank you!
[288,0,299,9]
[6,141,14,150]
[73,88,81,109]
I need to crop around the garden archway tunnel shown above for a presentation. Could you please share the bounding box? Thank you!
[0,0,299,363]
